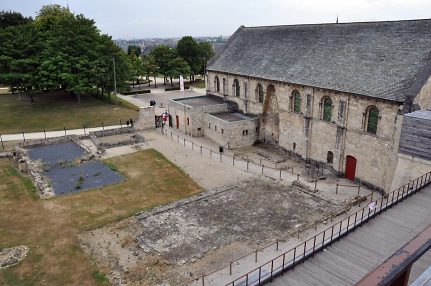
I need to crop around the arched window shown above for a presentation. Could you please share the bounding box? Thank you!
[215,76,220,92]
[322,97,333,122]
[233,79,240,97]
[327,151,334,164]
[366,106,379,134]
[257,84,264,103]
[292,90,301,113]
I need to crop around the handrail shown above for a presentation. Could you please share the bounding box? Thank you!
[224,171,431,286]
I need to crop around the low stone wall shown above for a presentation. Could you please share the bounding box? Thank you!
[90,127,133,138]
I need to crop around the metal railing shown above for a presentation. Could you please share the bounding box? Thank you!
[223,171,431,286]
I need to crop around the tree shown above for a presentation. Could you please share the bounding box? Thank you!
[142,55,158,88]
[127,45,141,56]
[0,10,32,29]
[198,41,214,75]
[177,36,200,81]
[150,45,176,85]
[166,57,191,86]
[0,21,40,102]
[128,50,143,87]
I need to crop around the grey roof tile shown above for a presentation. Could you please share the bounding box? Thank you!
[208,20,431,102]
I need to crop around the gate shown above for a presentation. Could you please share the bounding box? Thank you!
[155,115,163,128]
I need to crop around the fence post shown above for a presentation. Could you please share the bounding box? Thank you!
[335,184,339,194]
[261,164,264,174]
[200,145,202,154]
[247,160,249,171]
[0,134,3,150]
[102,122,104,131]
[357,184,361,196]
[276,240,279,251]
[83,125,86,135]
[280,169,282,180]
[255,250,258,262]
[233,156,235,166]
[370,191,374,202]
[201,275,205,286]
[297,174,300,182]
[64,126,66,136]
[229,261,232,275]
[44,129,46,140]
[120,119,122,127]
[22,130,25,142]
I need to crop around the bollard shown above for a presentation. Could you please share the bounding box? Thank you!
[84,125,86,135]
[357,184,361,195]
[233,156,235,166]
[102,122,104,131]
[335,184,339,194]
[229,261,232,275]
[247,160,249,171]
[261,164,264,174]
[22,130,25,142]
[255,250,258,262]
[279,169,282,179]
[64,126,66,136]
[44,129,46,140]
[201,275,205,286]
[297,174,300,181]
[0,134,3,150]
[314,180,317,190]
[120,119,122,127]
[276,240,279,251]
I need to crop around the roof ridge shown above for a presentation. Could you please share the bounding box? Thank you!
[241,18,431,30]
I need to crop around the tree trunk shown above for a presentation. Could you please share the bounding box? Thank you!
[101,87,104,99]
[154,76,157,88]
[170,76,173,86]
[77,93,81,104]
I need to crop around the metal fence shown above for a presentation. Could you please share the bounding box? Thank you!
[223,171,431,286]
[162,128,340,192]
[0,119,134,150]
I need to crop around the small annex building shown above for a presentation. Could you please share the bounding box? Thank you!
[168,95,257,148]
[202,19,431,192]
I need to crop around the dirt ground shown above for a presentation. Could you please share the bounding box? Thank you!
[80,178,342,285]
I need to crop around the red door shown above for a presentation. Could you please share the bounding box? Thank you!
[345,155,357,181]
[175,115,179,129]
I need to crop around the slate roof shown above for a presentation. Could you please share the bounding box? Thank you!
[207,19,431,102]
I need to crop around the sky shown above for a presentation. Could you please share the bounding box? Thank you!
[1,0,431,39]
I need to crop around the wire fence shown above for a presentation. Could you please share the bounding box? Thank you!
[162,128,364,197]
[0,119,135,149]
[180,171,431,286]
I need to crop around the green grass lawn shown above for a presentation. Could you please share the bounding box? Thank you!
[0,149,202,286]
[0,92,139,134]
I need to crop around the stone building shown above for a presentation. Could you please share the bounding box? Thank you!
[206,19,431,191]
[168,95,257,148]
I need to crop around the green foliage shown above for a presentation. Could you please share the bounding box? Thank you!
[105,162,119,172]
[0,10,32,29]
[142,55,159,87]
[0,4,130,102]
[92,271,109,284]
[127,45,141,56]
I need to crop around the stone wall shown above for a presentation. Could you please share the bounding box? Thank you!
[134,106,155,131]
[413,74,431,110]
[208,71,403,191]
[168,99,227,137]
[204,114,257,148]
[390,153,431,190]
